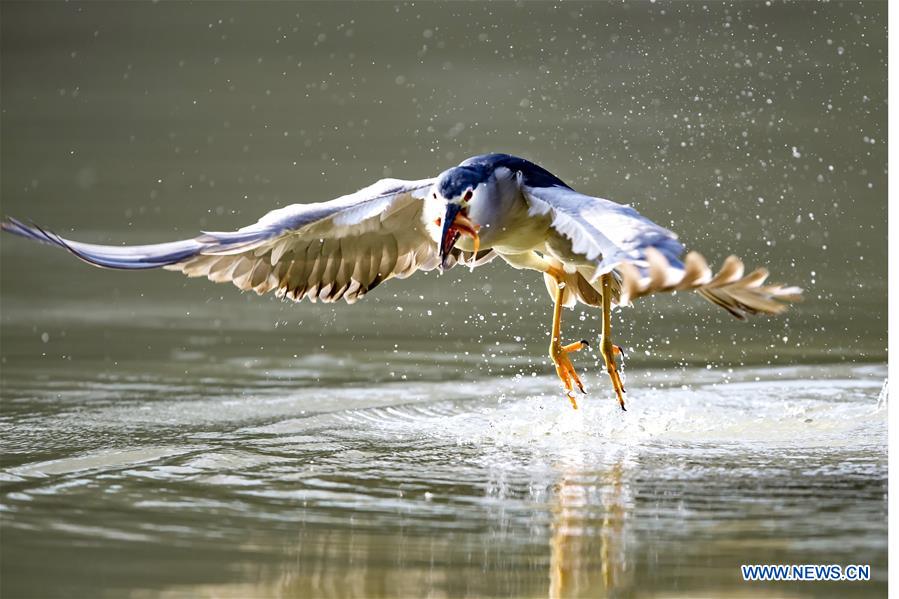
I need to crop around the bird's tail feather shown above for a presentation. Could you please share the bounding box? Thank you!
[1,217,220,270]
[617,249,802,320]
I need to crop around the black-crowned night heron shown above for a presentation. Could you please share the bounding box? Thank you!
[2,153,801,409]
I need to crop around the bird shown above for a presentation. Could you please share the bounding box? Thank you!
[2,153,801,410]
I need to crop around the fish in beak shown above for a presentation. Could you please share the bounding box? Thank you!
[439,203,480,269]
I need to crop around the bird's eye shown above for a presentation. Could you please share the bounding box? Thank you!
[463,190,473,201]
[432,193,437,199]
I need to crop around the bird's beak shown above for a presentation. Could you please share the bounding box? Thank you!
[439,203,480,269]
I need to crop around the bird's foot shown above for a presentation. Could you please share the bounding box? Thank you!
[600,342,627,410]
[550,339,589,409]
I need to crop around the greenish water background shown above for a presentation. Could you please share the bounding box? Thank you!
[0,2,887,598]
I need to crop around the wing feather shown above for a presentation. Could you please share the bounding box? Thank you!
[304,243,324,303]
[314,238,339,301]
[295,242,320,299]
[249,258,271,289]
[270,237,292,265]
[675,251,712,290]
[350,240,373,297]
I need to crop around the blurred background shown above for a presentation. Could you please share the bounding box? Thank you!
[0,2,887,597]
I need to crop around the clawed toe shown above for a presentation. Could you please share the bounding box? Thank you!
[562,340,589,353]
[551,342,587,408]
[601,344,627,411]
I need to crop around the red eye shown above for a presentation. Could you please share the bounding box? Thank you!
[463,190,473,201]
[434,218,442,226]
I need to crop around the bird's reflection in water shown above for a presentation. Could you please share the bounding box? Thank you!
[145,451,636,598]
[549,456,634,598]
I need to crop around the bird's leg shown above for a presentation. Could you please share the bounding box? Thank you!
[600,273,627,410]
[547,267,589,409]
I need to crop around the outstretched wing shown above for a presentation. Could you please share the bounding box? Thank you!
[519,175,801,318]
[2,178,491,304]
[519,175,684,276]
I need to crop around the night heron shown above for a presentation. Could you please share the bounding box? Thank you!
[2,153,801,409]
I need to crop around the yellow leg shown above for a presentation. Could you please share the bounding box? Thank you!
[600,274,627,411]
[547,268,588,409]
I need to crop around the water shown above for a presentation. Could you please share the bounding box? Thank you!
[0,344,887,597]
[0,2,887,597]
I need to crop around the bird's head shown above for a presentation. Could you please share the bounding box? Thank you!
[430,166,488,269]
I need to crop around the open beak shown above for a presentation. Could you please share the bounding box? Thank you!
[439,203,480,269]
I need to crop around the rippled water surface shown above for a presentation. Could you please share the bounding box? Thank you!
[0,340,887,597]
[0,1,887,597]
